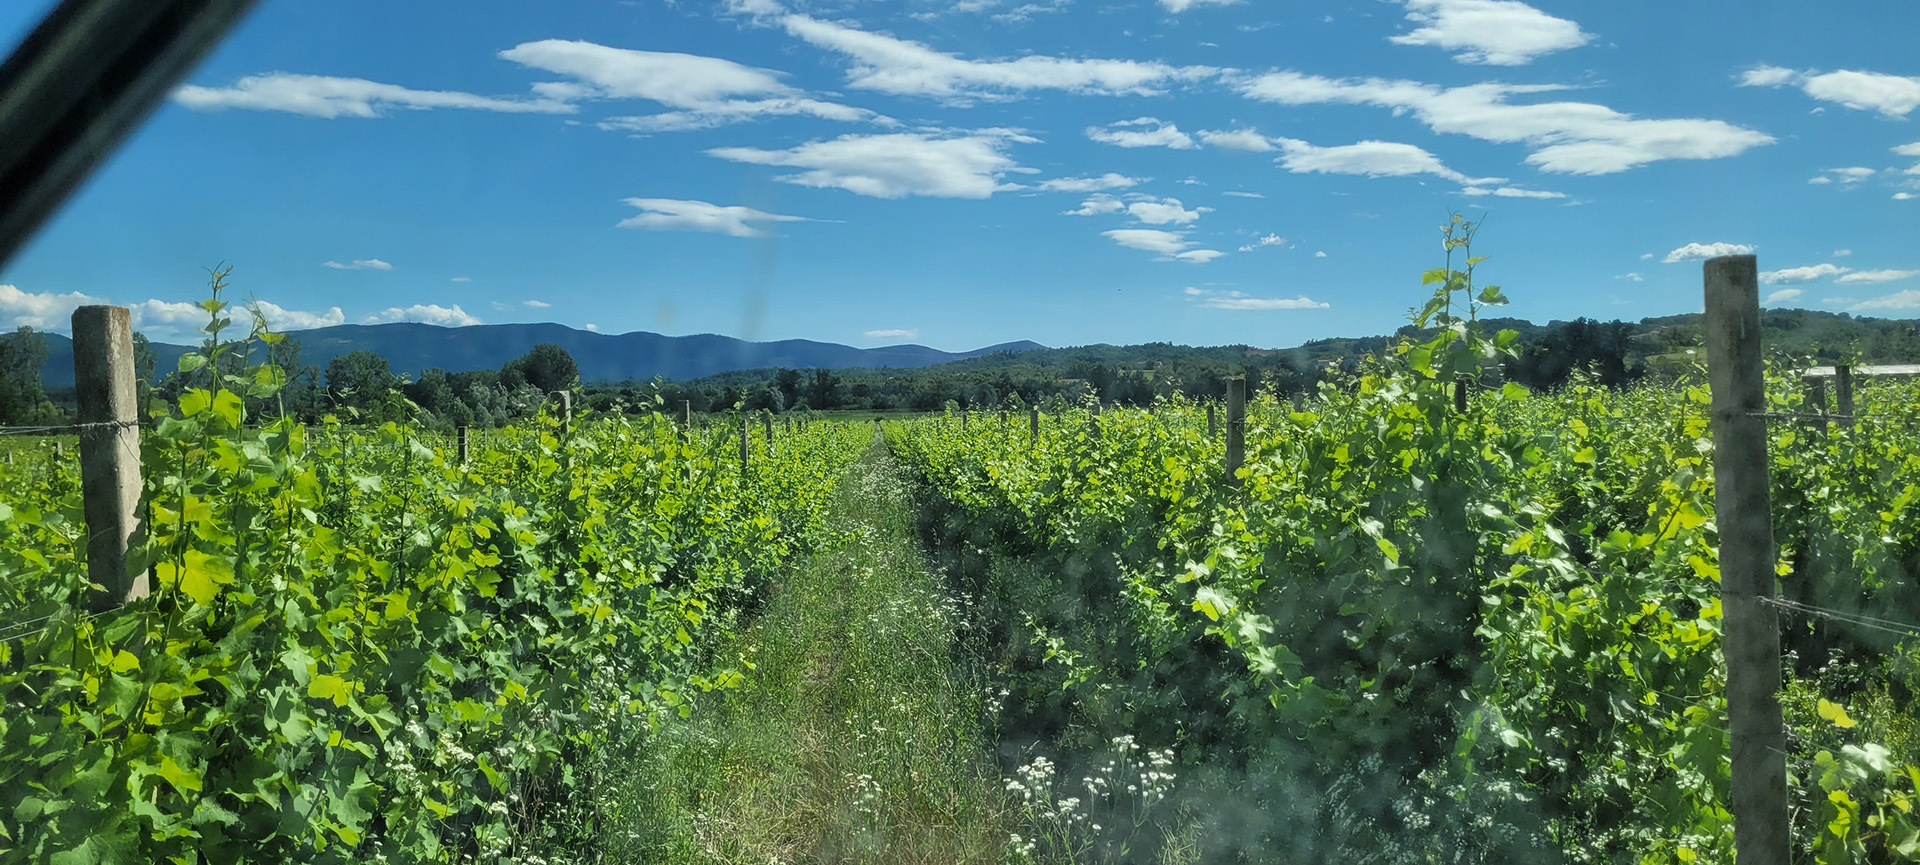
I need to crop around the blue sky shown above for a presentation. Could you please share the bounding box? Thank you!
[1,0,1917,351]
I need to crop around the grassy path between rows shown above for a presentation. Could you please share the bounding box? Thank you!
[632,437,1009,863]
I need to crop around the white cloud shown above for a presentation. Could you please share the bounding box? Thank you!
[1614,272,1643,282]
[1315,250,1327,258]
[1810,167,1876,184]
[1896,192,1917,201]
[1104,229,1189,255]
[500,39,880,132]
[1272,137,1495,185]
[1760,263,1849,284]
[1178,177,1204,186]
[365,304,483,327]
[1064,194,1125,216]
[1161,0,1241,12]
[173,73,575,118]
[1460,185,1566,198]
[1174,249,1226,263]
[1740,66,1920,118]
[865,328,920,339]
[1895,142,1920,158]
[1807,176,1832,185]
[1237,233,1287,252]
[1086,117,1198,149]
[1762,288,1803,306]
[324,258,393,271]
[709,130,1032,198]
[1186,287,1329,309]
[450,276,472,283]
[0,284,104,330]
[1390,0,1591,66]
[1238,71,1772,174]
[244,300,346,331]
[1127,197,1208,224]
[779,14,1216,101]
[1201,128,1274,151]
[1834,249,1852,257]
[1662,242,1754,263]
[1835,269,1918,285]
[524,300,553,308]
[1038,173,1143,192]
[1851,290,1920,311]
[584,323,600,332]
[617,197,811,237]
[1220,190,1265,198]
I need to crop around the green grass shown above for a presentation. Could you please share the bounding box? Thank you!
[612,437,1011,863]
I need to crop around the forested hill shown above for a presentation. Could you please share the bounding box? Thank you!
[628,309,1920,414]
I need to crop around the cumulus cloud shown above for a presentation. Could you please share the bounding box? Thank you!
[1896,142,1920,158]
[0,284,104,330]
[1662,242,1754,263]
[1835,269,1918,285]
[865,328,919,339]
[246,300,346,331]
[1161,0,1241,12]
[1102,229,1223,263]
[1237,233,1287,251]
[616,197,812,237]
[1086,117,1198,149]
[1808,167,1876,185]
[1851,290,1920,311]
[1272,137,1497,185]
[1897,192,1917,201]
[1185,287,1329,309]
[1127,197,1208,224]
[1037,173,1143,192]
[1315,250,1327,258]
[364,304,483,327]
[173,73,575,118]
[709,130,1033,198]
[1238,71,1772,174]
[1760,263,1850,284]
[1064,194,1125,216]
[324,258,393,271]
[1199,128,1275,151]
[1739,65,1920,117]
[1460,185,1566,198]
[778,14,1217,101]
[1762,288,1803,306]
[1390,0,1591,66]
[500,39,882,131]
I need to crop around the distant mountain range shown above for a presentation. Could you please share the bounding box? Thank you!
[23,322,1047,388]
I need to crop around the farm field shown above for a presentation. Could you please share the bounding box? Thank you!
[2,268,1918,864]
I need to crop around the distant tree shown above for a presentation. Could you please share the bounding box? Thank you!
[326,350,399,416]
[502,343,578,395]
[806,369,841,410]
[772,369,803,410]
[0,327,49,424]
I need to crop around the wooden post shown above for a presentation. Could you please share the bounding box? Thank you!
[1804,376,1828,415]
[1207,404,1217,438]
[1029,405,1039,450]
[457,424,469,466]
[739,415,750,478]
[1453,377,1469,414]
[1225,377,1245,487]
[961,408,968,429]
[1702,254,1788,865]
[1089,401,1101,439]
[762,413,774,452]
[1835,363,1854,426]
[71,305,147,612]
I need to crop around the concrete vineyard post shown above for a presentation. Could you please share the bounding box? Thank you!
[1207,404,1217,438]
[71,305,147,612]
[1090,401,1101,439]
[762,413,774,454]
[1453,377,1469,414]
[551,391,572,438]
[1226,377,1245,487]
[1292,392,1304,414]
[1805,376,1828,415]
[1029,406,1039,451]
[1702,254,1788,865]
[961,408,968,430]
[1835,364,1854,427]
[457,425,469,467]
[739,415,750,478]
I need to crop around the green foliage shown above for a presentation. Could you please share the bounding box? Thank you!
[887,221,1920,863]
[0,285,867,862]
